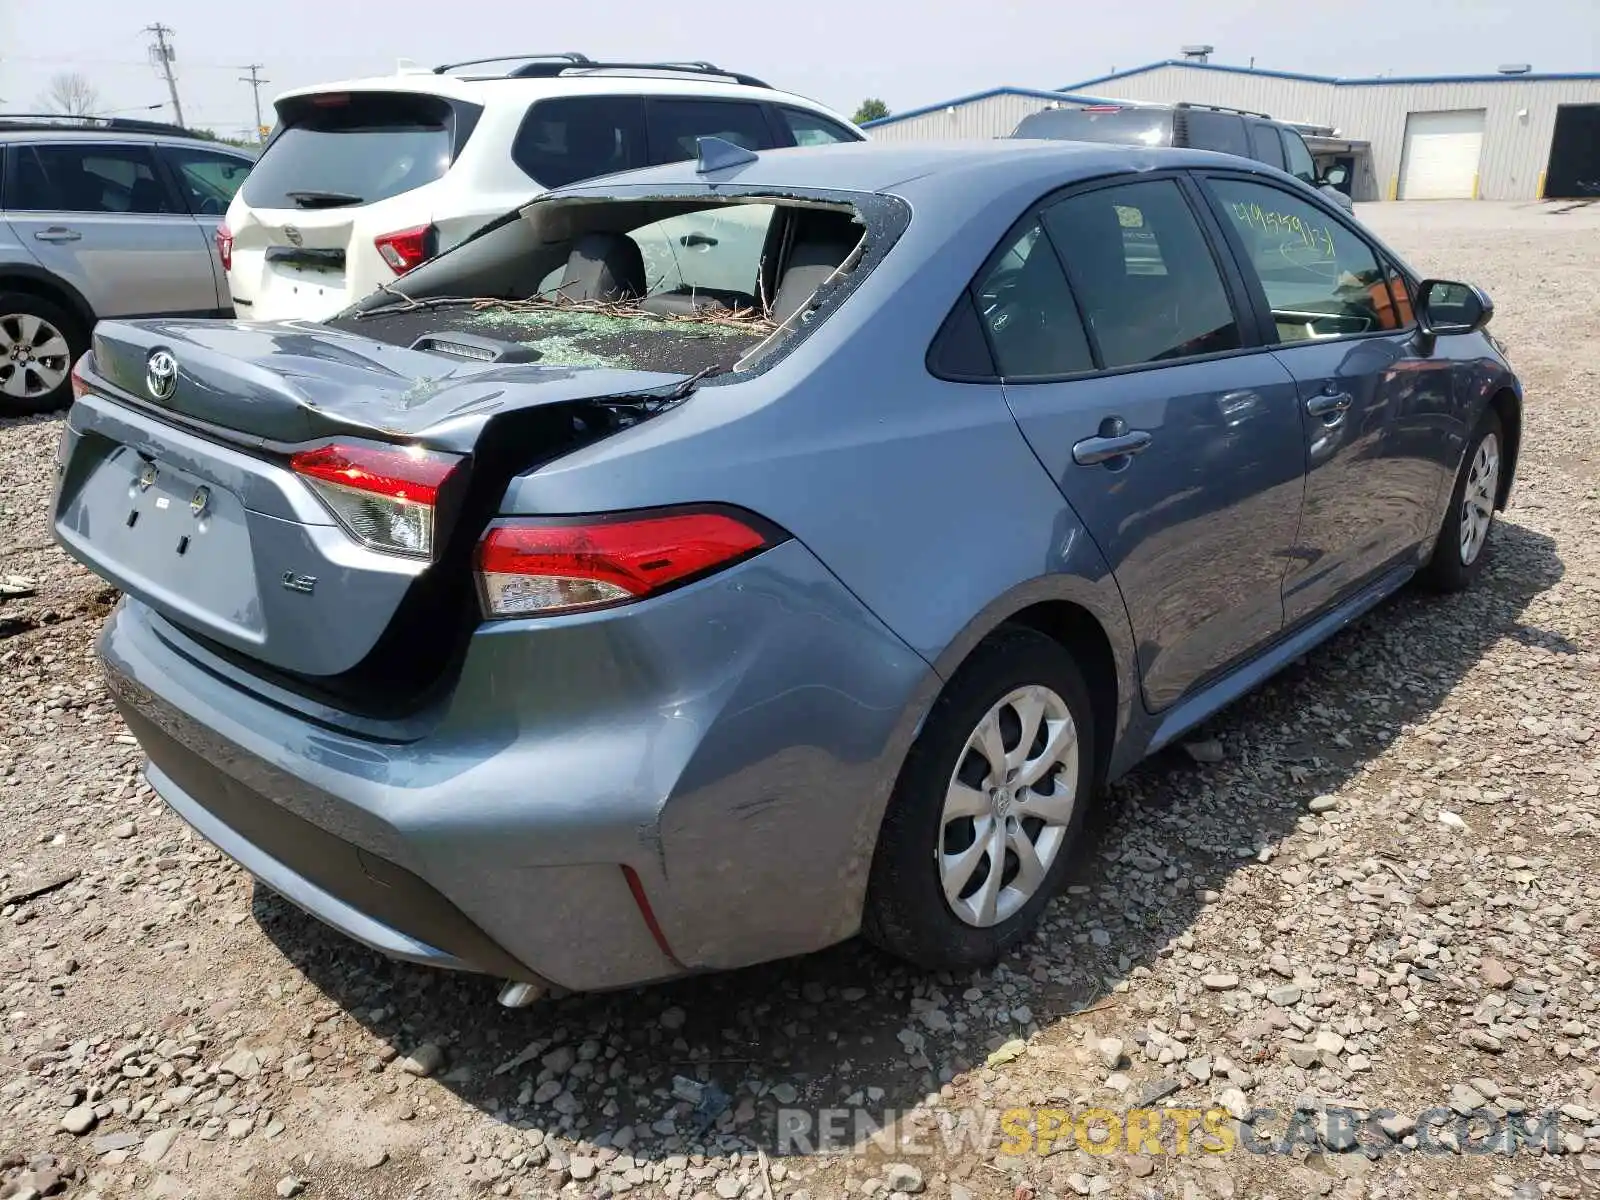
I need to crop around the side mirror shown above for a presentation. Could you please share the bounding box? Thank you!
[1321,164,1348,188]
[1416,279,1493,337]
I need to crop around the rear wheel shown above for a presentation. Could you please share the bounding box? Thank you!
[863,627,1096,971]
[0,292,85,415]
[1421,409,1503,592]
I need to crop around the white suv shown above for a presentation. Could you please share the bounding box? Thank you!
[218,54,866,322]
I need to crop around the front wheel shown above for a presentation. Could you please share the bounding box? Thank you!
[863,627,1096,971]
[1421,410,1503,592]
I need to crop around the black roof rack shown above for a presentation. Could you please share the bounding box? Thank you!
[1174,100,1274,121]
[0,112,199,138]
[432,53,771,89]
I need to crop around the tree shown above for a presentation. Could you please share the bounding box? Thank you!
[852,98,890,125]
[39,72,101,117]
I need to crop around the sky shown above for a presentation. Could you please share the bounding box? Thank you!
[1,0,1597,139]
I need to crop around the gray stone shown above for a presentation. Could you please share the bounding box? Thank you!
[1131,1077,1180,1107]
[399,1043,444,1077]
[61,1104,97,1134]
[541,1045,576,1075]
[1098,1038,1126,1069]
[220,1048,261,1079]
[660,1007,688,1031]
[885,1163,925,1194]
[141,1128,180,1166]
[1202,974,1240,991]
[276,1179,306,1199]
[569,1157,598,1182]
[93,1131,144,1153]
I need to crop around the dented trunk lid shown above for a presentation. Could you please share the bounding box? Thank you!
[54,317,695,686]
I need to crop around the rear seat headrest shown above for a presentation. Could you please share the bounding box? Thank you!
[562,232,646,302]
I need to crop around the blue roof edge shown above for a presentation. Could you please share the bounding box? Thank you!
[860,86,1118,129]
[1063,59,1600,90]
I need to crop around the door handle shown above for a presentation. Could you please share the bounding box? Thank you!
[1305,391,1353,418]
[680,233,718,248]
[34,227,82,243]
[1073,429,1153,466]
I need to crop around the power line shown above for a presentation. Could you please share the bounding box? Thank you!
[143,23,186,127]
[239,63,269,142]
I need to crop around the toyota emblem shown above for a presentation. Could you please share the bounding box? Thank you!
[145,349,178,401]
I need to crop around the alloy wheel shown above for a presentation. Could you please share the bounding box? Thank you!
[0,312,72,401]
[938,684,1080,928]
[1459,431,1501,566]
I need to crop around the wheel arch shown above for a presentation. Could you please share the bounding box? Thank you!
[924,576,1140,790]
[1487,386,1521,510]
[0,266,97,336]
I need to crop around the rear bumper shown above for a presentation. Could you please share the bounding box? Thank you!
[99,539,936,992]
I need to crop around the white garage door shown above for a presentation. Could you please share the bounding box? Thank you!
[1399,110,1486,199]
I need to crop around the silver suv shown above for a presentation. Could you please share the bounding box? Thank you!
[1,115,255,413]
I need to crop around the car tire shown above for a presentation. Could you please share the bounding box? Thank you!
[0,291,87,416]
[1421,409,1504,593]
[863,626,1096,972]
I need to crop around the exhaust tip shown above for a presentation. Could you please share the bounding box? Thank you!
[497,981,545,1008]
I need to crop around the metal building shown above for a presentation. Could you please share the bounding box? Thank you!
[864,59,1600,201]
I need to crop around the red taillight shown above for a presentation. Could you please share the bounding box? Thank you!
[215,223,233,271]
[290,442,459,558]
[476,511,773,618]
[70,356,91,400]
[374,224,436,274]
[311,92,351,107]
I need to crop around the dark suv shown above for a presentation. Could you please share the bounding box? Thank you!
[1011,101,1353,212]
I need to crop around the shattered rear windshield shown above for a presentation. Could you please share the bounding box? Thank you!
[329,189,910,379]
[349,302,771,375]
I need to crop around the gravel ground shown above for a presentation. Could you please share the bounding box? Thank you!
[2,199,1598,1200]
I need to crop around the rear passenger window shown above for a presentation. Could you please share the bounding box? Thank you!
[1183,110,1250,158]
[972,221,1094,378]
[1043,179,1242,368]
[647,100,774,165]
[928,292,997,379]
[1207,177,1402,341]
[1247,122,1286,170]
[512,96,647,188]
[8,144,172,213]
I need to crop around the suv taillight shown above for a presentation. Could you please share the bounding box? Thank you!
[374,224,437,274]
[215,223,233,271]
[476,510,775,619]
[290,442,460,559]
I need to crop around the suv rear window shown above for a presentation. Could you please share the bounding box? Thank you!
[242,92,477,210]
[1011,107,1171,145]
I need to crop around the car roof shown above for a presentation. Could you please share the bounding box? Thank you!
[272,70,846,117]
[0,127,251,154]
[553,138,1246,197]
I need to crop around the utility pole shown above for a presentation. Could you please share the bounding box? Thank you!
[144,23,186,128]
[240,64,269,143]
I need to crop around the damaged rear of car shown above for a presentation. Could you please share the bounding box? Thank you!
[54,170,929,996]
